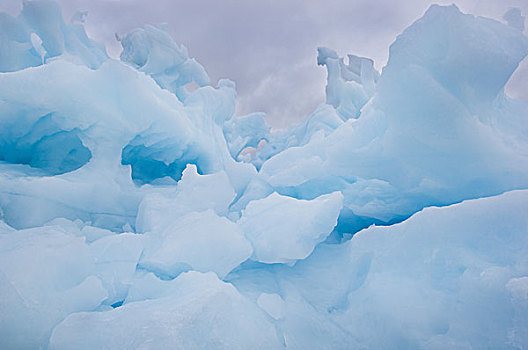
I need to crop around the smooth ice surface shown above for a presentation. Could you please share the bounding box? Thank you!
[239,191,343,264]
[503,8,525,32]
[257,293,285,320]
[140,209,252,279]
[0,224,107,349]
[0,1,527,348]
[49,272,282,350]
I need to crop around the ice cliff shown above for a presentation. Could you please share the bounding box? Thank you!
[1,1,527,348]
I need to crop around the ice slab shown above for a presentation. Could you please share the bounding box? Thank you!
[239,191,343,264]
[49,272,282,349]
[140,209,252,279]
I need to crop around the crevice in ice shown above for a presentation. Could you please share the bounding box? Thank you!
[334,208,408,240]
[136,262,192,281]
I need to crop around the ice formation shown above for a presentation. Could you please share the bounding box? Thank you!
[238,191,343,264]
[119,24,210,102]
[1,1,527,349]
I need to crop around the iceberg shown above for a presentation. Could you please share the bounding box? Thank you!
[0,0,527,348]
[256,4,528,234]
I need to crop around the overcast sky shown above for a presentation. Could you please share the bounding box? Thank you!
[2,0,527,129]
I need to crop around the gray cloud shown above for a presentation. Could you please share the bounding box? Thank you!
[2,0,527,129]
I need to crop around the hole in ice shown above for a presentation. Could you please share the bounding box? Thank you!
[110,300,124,308]
[121,142,203,185]
[0,113,92,174]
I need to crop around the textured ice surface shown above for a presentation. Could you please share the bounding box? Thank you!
[317,47,378,120]
[0,1,527,348]
[0,0,107,72]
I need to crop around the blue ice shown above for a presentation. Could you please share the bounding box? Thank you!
[0,1,527,348]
